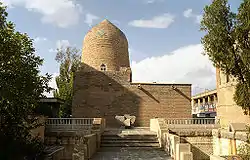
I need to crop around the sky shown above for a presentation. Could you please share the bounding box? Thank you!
[1,0,242,96]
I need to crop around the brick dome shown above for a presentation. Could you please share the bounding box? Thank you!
[82,19,130,71]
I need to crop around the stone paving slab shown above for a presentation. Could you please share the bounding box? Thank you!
[104,128,157,136]
[90,147,172,160]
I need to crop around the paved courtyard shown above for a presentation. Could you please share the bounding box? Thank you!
[90,147,172,160]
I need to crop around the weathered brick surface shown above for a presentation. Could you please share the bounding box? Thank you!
[72,19,192,127]
[182,136,213,160]
[82,19,129,71]
[72,67,191,127]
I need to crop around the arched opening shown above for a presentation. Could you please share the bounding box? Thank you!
[100,64,106,71]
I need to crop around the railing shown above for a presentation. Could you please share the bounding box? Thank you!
[164,118,216,125]
[45,118,94,132]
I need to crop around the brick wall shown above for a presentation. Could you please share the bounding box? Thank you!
[72,64,192,127]
[183,136,213,160]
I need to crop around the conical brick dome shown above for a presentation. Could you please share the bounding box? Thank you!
[82,19,130,71]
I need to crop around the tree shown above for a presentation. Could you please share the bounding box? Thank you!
[0,2,51,159]
[53,46,81,117]
[201,0,250,114]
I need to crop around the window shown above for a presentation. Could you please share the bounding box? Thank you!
[100,64,106,71]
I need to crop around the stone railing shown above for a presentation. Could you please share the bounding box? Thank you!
[43,146,64,160]
[150,118,193,160]
[150,118,222,160]
[164,118,216,125]
[45,118,94,132]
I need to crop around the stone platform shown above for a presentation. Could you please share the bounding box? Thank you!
[91,147,171,160]
[91,128,171,159]
[103,127,156,136]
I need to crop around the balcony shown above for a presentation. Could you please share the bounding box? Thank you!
[192,103,217,115]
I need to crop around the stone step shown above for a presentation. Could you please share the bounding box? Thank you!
[96,147,163,152]
[101,140,159,144]
[101,136,158,140]
[102,135,157,139]
[100,143,160,147]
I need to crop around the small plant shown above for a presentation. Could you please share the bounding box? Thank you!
[237,126,250,160]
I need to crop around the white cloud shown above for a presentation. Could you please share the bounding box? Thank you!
[56,40,70,49]
[44,73,59,97]
[131,44,216,95]
[128,13,175,29]
[2,0,82,28]
[183,9,193,18]
[34,37,47,43]
[48,48,57,53]
[84,13,99,27]
[195,15,203,24]
[146,0,164,4]
[183,8,202,24]
[49,40,71,53]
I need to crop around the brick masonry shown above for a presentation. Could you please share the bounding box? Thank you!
[182,136,213,160]
[72,65,192,127]
[72,19,192,127]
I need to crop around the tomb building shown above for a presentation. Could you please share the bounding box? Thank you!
[72,19,192,127]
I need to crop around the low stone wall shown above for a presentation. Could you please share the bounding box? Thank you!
[45,131,101,160]
[150,118,220,160]
[30,116,47,142]
[150,118,194,160]
[181,133,213,160]
[162,132,180,158]
[43,146,64,160]
[84,134,97,159]
[210,155,242,160]
[212,129,250,157]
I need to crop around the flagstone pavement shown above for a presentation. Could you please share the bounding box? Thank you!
[90,147,172,160]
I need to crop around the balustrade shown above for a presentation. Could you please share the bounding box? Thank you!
[164,118,216,125]
[45,118,95,132]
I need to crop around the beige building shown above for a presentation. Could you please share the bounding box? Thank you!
[216,67,250,128]
[191,89,217,118]
[72,19,192,127]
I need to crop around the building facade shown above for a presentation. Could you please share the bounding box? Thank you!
[72,19,192,127]
[191,89,217,118]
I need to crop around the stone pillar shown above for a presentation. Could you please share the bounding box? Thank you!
[208,96,211,103]
[176,143,191,160]
[191,99,195,114]
[213,94,217,112]
[172,135,181,158]
[231,139,237,155]
[203,97,206,105]
[213,94,217,103]
[180,152,193,160]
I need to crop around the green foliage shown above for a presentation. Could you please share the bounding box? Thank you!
[0,2,51,159]
[201,0,250,113]
[53,46,81,117]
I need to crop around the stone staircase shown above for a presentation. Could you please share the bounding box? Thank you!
[100,128,160,148]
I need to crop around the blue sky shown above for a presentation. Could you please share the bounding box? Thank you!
[2,0,242,96]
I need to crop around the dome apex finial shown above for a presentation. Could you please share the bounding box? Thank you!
[100,19,112,24]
